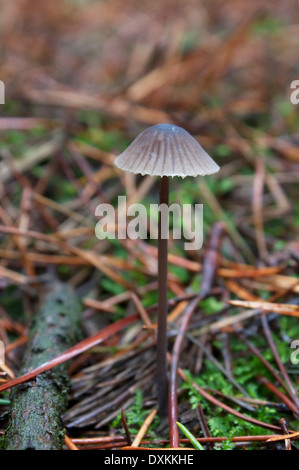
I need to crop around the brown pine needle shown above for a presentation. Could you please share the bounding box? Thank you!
[0,363,15,380]
[122,446,195,450]
[219,266,282,278]
[130,292,153,329]
[225,280,260,301]
[0,266,29,285]
[64,435,79,451]
[266,432,299,443]
[131,409,157,447]
[229,300,299,317]
[121,410,132,446]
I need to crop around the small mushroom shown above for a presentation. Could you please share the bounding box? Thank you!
[115,123,219,415]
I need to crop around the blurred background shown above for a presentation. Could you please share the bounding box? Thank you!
[1,0,299,126]
[1,0,299,264]
[0,0,299,442]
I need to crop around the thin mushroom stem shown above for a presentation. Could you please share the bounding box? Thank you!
[157,175,169,415]
[114,124,220,416]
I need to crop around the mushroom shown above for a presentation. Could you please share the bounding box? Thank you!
[114,123,219,414]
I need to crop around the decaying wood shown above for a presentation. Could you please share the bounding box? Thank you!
[4,283,82,450]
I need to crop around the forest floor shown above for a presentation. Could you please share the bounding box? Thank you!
[0,0,299,450]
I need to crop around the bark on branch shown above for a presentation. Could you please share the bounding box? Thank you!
[5,283,82,450]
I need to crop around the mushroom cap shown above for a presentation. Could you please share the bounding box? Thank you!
[114,124,220,178]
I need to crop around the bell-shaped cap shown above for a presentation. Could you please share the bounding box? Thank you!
[114,124,219,178]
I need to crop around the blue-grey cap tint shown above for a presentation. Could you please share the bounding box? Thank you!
[114,124,220,178]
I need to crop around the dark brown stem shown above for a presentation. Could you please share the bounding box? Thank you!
[196,405,213,450]
[121,409,132,446]
[157,175,169,415]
